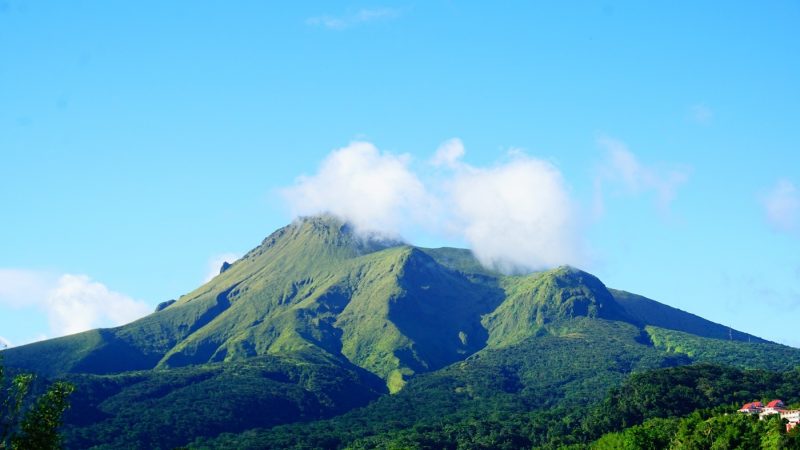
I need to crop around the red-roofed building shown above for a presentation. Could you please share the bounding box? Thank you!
[738,401,764,414]
[760,399,786,419]
[768,400,785,409]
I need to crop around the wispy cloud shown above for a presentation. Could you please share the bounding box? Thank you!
[306,7,400,30]
[430,138,466,169]
[0,335,10,348]
[689,103,713,125]
[282,139,583,273]
[724,271,800,312]
[762,178,799,234]
[594,136,690,217]
[0,269,150,339]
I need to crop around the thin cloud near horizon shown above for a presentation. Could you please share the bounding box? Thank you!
[762,178,799,234]
[306,7,400,30]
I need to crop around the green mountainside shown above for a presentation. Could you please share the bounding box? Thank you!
[2,215,799,449]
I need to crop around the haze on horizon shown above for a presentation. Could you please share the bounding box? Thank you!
[1,2,798,348]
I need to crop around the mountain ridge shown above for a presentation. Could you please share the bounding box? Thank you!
[1,215,776,382]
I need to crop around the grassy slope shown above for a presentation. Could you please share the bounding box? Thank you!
[646,326,800,371]
[483,267,630,348]
[611,289,766,343]
[335,247,505,391]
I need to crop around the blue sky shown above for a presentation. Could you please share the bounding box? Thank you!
[1,1,798,347]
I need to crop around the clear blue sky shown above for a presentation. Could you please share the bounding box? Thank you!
[1,1,798,347]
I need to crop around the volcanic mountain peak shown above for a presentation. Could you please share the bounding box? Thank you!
[240,214,404,262]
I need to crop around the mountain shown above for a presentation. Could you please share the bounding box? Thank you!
[2,215,799,449]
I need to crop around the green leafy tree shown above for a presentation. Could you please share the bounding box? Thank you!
[1,354,74,450]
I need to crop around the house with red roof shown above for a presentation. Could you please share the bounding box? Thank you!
[760,399,786,418]
[738,401,764,414]
[739,400,800,432]
[767,400,785,410]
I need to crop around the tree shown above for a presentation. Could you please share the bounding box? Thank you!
[1,352,74,450]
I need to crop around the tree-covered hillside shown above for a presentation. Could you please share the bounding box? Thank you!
[191,348,800,449]
[60,355,384,450]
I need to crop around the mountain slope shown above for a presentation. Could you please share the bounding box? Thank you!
[483,267,632,348]
[611,289,767,343]
[2,217,505,389]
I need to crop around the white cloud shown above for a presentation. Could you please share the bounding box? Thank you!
[430,138,465,169]
[0,269,53,308]
[283,139,583,274]
[306,8,399,30]
[447,153,582,273]
[204,253,240,283]
[0,335,11,348]
[44,275,151,336]
[762,178,799,233]
[689,104,713,125]
[282,141,431,237]
[594,136,690,215]
[0,269,150,338]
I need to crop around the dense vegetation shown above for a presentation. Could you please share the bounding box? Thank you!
[193,364,800,449]
[593,412,800,449]
[1,360,74,449]
[60,356,384,450]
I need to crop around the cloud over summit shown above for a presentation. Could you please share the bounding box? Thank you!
[447,153,581,273]
[282,141,431,238]
[282,140,582,273]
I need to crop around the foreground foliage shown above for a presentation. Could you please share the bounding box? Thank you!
[593,411,800,449]
[1,361,74,450]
